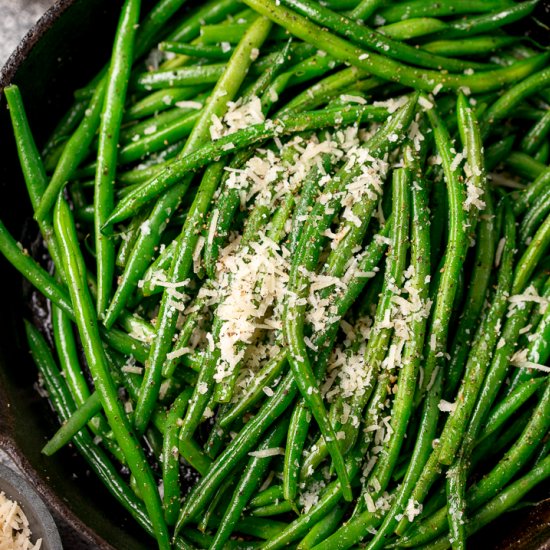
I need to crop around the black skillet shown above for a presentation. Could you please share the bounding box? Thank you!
[0,1,548,548]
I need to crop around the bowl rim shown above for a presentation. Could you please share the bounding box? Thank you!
[0,461,62,550]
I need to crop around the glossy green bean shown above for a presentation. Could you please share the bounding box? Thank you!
[24,321,193,550]
[159,40,233,60]
[4,85,63,271]
[430,1,538,40]
[378,17,448,40]
[437,202,515,466]
[34,80,107,222]
[284,0,495,73]
[94,0,141,317]
[209,419,288,549]
[378,0,511,23]
[105,105,390,226]
[52,196,170,549]
[418,454,550,550]
[125,86,208,120]
[162,388,193,525]
[479,377,545,443]
[242,0,548,94]
[362,147,431,508]
[423,35,518,57]
[133,17,273,435]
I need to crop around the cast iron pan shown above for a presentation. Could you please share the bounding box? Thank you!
[0,1,548,549]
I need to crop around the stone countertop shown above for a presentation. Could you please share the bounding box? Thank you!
[0,0,56,67]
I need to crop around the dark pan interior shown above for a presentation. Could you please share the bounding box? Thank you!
[0,1,549,549]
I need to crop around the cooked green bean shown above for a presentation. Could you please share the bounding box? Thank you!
[4,1,550,548]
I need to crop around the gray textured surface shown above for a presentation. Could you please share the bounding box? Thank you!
[0,0,56,67]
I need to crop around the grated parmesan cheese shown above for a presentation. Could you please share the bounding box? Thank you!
[248,448,285,458]
[0,492,42,550]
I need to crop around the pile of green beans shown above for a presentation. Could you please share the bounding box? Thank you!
[2,0,550,548]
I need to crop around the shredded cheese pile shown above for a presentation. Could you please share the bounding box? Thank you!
[0,491,42,550]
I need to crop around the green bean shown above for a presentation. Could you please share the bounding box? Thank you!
[400,382,550,547]
[199,23,252,45]
[378,0,511,24]
[279,69,381,115]
[422,35,519,57]
[534,139,550,164]
[51,305,90,406]
[105,105,390,225]
[514,165,550,217]
[506,151,546,183]
[520,109,550,156]
[482,67,550,139]
[133,0,192,59]
[418,454,550,550]
[513,211,550,294]
[437,202,515,466]
[430,1,538,40]
[280,0,493,73]
[485,136,515,172]
[506,294,550,394]
[378,18,448,40]
[134,63,227,91]
[125,86,209,120]
[4,85,63,272]
[361,147,431,508]
[520,184,550,244]
[263,456,362,550]
[102,179,193,329]
[251,501,294,516]
[34,81,107,222]
[52,196,170,549]
[297,505,347,550]
[167,0,243,46]
[209,419,288,549]
[105,78,232,325]
[159,40,233,60]
[24,321,193,550]
[41,99,89,161]
[118,109,201,165]
[50,302,128,464]
[0,220,74,318]
[249,485,284,509]
[242,0,548,94]
[162,388,193,525]
[94,0,141,317]
[364,100,468,550]
[417,100,469,398]
[444,197,496,399]
[478,377,546,444]
[445,459,467,550]
[133,17,273,435]
[115,207,152,269]
[218,350,288,428]
[463,276,546,442]
[393,225,523,536]
[10,0,550,542]
[285,99,417,493]
[119,96,207,144]
[41,391,102,457]
[283,401,310,504]
[347,0,386,21]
